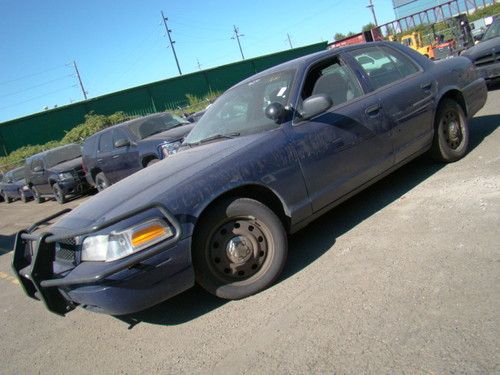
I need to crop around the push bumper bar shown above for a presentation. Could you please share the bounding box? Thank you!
[11,203,181,316]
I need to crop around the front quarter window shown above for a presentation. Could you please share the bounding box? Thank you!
[185,69,295,145]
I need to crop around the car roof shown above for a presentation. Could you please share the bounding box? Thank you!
[26,143,80,161]
[235,41,394,86]
[90,112,177,138]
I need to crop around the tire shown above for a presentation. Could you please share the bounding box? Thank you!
[3,191,12,204]
[430,98,469,163]
[32,187,45,204]
[146,158,159,167]
[193,197,287,300]
[95,172,110,192]
[19,189,28,203]
[52,183,66,204]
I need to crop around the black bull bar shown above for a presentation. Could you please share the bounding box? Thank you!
[11,204,181,316]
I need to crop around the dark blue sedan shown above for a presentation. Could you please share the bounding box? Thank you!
[1,167,32,203]
[12,42,487,316]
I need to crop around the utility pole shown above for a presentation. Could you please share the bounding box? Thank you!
[161,11,182,75]
[196,59,202,71]
[286,33,294,49]
[367,0,378,26]
[72,61,87,100]
[231,25,245,60]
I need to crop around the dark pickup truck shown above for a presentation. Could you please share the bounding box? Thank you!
[0,166,32,203]
[82,112,194,191]
[25,143,90,204]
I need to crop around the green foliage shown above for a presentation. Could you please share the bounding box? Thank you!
[362,23,376,32]
[0,111,132,172]
[174,91,221,116]
[334,33,347,41]
[61,111,131,144]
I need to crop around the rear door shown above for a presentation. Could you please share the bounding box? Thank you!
[349,45,435,164]
[288,54,394,213]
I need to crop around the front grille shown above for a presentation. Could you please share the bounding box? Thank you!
[55,241,77,264]
[475,51,499,67]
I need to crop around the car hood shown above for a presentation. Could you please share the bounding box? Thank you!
[52,133,265,231]
[142,123,194,142]
[50,157,83,173]
[462,36,500,60]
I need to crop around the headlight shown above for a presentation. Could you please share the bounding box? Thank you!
[81,218,174,262]
[22,185,30,191]
[58,172,73,180]
[160,140,182,158]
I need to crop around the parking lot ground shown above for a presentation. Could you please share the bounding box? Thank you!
[0,90,498,374]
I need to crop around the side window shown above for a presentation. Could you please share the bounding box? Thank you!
[351,46,419,90]
[112,128,129,148]
[98,132,113,153]
[31,158,43,171]
[299,57,364,110]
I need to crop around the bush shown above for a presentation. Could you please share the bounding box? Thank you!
[61,111,131,144]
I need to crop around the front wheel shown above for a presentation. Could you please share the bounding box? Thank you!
[95,172,110,192]
[430,98,469,163]
[193,197,287,300]
[53,184,66,204]
[2,192,12,204]
[19,189,28,203]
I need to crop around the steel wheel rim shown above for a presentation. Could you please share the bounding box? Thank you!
[207,217,270,282]
[97,177,107,191]
[442,110,463,150]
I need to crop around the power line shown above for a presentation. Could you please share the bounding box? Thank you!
[0,85,77,110]
[0,74,73,98]
[231,25,245,60]
[0,65,67,86]
[161,11,182,75]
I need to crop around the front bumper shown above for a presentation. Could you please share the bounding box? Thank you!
[476,60,500,81]
[11,204,195,316]
[58,178,91,196]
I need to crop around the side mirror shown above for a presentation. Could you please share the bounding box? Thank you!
[264,102,286,122]
[33,166,44,173]
[300,94,333,120]
[114,138,130,148]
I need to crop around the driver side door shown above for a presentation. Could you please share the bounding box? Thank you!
[288,55,394,213]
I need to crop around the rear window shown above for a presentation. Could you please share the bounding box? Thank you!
[44,144,82,168]
[127,113,189,140]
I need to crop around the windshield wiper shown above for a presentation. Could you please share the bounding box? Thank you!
[187,132,240,146]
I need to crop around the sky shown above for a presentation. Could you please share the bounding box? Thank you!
[0,0,396,123]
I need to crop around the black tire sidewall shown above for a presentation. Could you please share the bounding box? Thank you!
[53,184,66,204]
[95,173,109,192]
[32,187,44,204]
[20,189,27,203]
[432,99,469,162]
[193,197,287,300]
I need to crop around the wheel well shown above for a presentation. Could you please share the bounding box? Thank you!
[142,155,158,168]
[439,90,467,117]
[195,185,291,234]
[91,168,101,181]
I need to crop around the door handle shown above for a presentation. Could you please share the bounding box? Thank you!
[97,158,103,162]
[420,82,432,90]
[112,155,120,159]
[365,104,381,117]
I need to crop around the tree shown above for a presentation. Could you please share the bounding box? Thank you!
[334,32,346,41]
[347,31,357,37]
[362,22,376,32]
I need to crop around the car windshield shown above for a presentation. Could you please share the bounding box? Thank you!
[127,113,190,140]
[45,144,81,168]
[483,19,500,41]
[185,69,295,145]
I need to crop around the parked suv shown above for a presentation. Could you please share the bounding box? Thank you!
[25,143,90,204]
[0,166,32,203]
[82,112,193,191]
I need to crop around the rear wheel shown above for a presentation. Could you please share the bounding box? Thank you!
[146,158,159,167]
[430,98,469,163]
[95,172,109,192]
[32,187,45,204]
[53,183,66,204]
[193,197,287,300]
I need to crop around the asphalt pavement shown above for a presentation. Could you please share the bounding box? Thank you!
[0,89,498,374]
